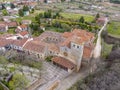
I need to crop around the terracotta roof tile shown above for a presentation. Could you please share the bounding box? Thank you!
[19,31,28,36]
[23,41,45,53]
[13,39,28,47]
[52,56,75,69]
[61,29,95,47]
[0,38,13,47]
[6,21,18,27]
[19,24,27,28]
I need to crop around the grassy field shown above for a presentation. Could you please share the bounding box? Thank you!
[60,12,94,22]
[107,21,120,37]
[13,10,44,23]
[8,28,16,34]
[14,10,94,24]
[102,39,113,58]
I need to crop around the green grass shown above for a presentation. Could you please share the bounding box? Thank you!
[46,27,65,33]
[107,21,120,37]
[8,28,16,34]
[60,12,94,22]
[102,39,113,58]
[0,83,4,90]
[14,16,35,23]
[13,10,44,23]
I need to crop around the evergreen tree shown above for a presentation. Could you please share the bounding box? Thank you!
[79,16,85,23]
[95,13,100,20]
[11,3,15,9]
[2,9,8,16]
[19,9,24,17]
[23,5,29,11]
[44,10,52,18]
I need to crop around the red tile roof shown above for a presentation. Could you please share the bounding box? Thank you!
[19,24,27,28]
[23,41,45,53]
[48,43,60,53]
[0,38,14,47]
[13,39,28,47]
[97,17,107,24]
[62,32,73,38]
[19,31,28,36]
[61,29,95,47]
[83,44,94,59]
[6,21,18,27]
[52,56,75,69]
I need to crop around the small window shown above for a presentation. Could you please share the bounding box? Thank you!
[73,44,75,47]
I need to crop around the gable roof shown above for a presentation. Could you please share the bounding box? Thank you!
[52,56,75,69]
[6,21,18,27]
[23,41,45,53]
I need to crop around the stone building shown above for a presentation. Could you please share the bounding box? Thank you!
[23,29,95,72]
[0,29,95,73]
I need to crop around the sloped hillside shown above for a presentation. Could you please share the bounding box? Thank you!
[69,58,120,90]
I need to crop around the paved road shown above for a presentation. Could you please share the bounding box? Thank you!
[93,18,108,59]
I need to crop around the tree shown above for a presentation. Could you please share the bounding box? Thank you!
[61,23,71,32]
[53,12,60,19]
[95,13,100,20]
[0,56,8,72]
[19,9,24,17]
[23,5,29,11]
[11,3,15,9]
[52,21,61,28]
[79,16,85,23]
[9,74,28,90]
[44,10,52,18]
[35,14,41,24]
[2,9,8,16]
[39,13,43,18]
[31,8,34,13]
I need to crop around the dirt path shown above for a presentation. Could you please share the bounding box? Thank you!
[93,18,108,58]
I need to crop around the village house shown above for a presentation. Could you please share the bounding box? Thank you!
[0,23,8,32]
[8,9,18,15]
[15,24,28,33]
[2,16,11,22]
[23,29,94,72]
[0,38,13,51]
[96,17,107,26]
[23,41,47,60]
[21,20,31,25]
[17,31,29,38]
[6,21,18,28]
